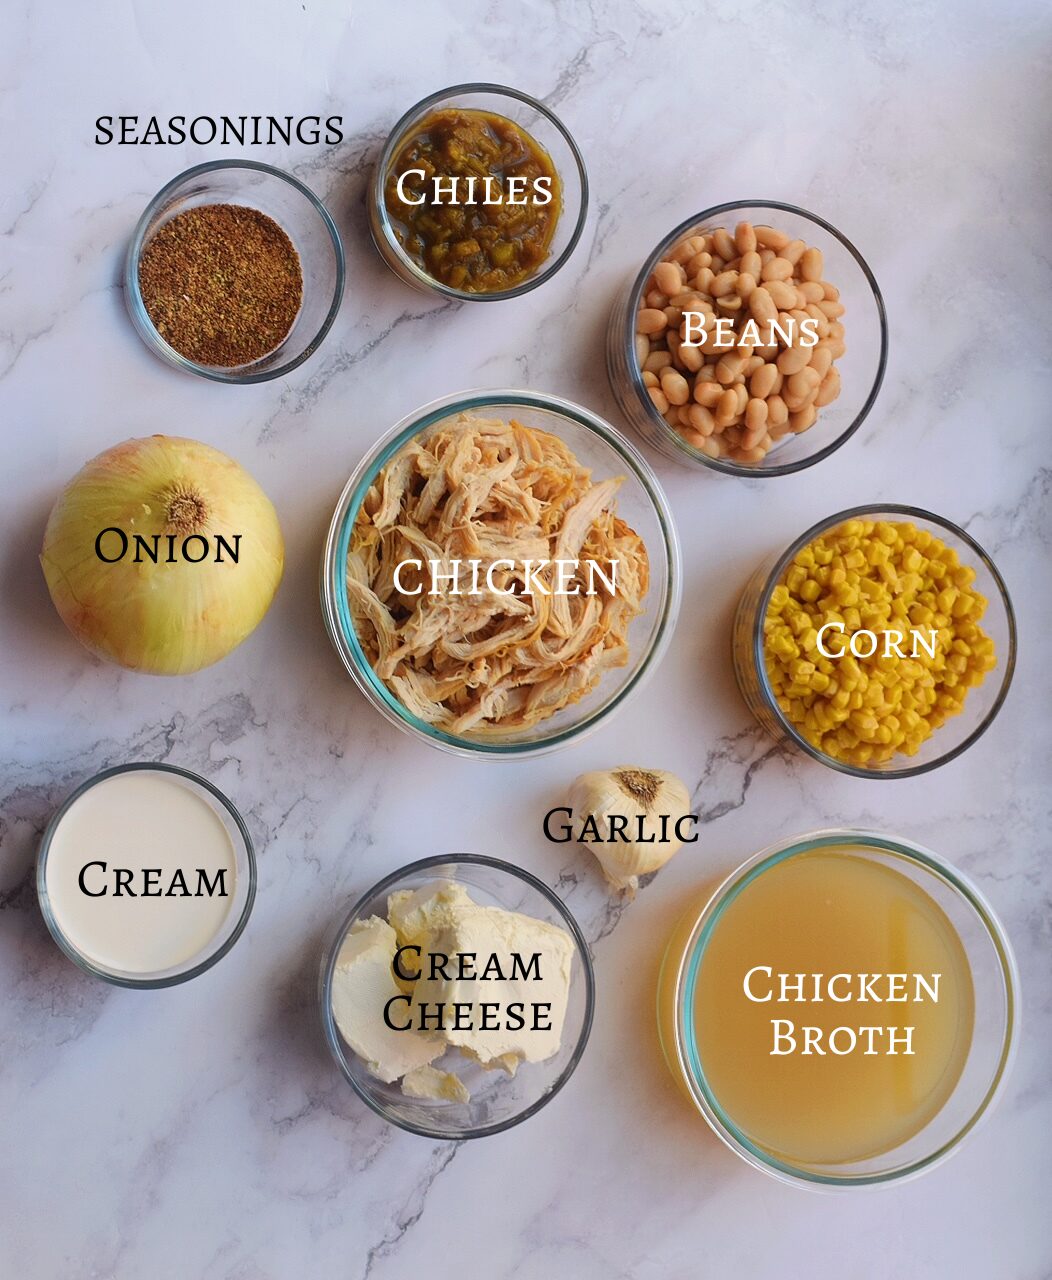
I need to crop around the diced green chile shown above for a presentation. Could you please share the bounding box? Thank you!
[384,108,561,293]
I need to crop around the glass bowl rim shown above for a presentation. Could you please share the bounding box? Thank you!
[668,826,1019,1189]
[320,388,683,758]
[750,502,1017,778]
[318,852,596,1139]
[124,158,346,384]
[621,199,889,477]
[35,761,257,989]
[371,82,590,302]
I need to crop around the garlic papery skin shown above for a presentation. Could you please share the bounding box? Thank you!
[567,767,694,894]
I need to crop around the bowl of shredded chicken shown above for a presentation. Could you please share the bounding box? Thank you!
[322,392,681,756]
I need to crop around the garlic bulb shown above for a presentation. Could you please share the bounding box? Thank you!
[568,767,694,894]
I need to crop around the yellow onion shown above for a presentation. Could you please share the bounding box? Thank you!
[41,435,284,674]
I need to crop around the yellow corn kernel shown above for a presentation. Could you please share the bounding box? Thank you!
[762,519,996,771]
[863,683,884,708]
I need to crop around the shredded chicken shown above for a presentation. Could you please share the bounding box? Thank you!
[347,413,650,735]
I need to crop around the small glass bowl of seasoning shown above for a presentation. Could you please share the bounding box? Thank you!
[125,160,344,383]
[732,505,1016,777]
[36,763,256,988]
[607,201,888,475]
[369,84,588,301]
[320,389,681,759]
[319,854,595,1139]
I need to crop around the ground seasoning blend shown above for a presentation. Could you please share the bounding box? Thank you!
[138,204,303,367]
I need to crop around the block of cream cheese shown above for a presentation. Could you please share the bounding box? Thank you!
[331,916,442,1083]
[401,1064,470,1103]
[388,881,474,949]
[410,901,575,1067]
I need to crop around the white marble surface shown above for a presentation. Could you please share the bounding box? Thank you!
[2,1,1051,1276]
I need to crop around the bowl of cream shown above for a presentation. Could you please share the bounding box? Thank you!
[37,763,256,987]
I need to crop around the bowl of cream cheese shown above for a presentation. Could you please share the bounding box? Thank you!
[318,854,595,1138]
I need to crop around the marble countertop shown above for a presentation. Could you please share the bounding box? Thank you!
[2,1,1050,1276]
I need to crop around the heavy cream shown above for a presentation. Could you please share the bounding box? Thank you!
[43,769,239,977]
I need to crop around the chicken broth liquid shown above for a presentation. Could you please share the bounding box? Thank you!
[673,849,974,1167]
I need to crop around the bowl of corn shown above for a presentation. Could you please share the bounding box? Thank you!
[731,505,1016,777]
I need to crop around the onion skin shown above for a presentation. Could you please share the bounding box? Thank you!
[40,435,284,675]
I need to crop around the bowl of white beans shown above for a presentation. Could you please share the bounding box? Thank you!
[606,201,888,476]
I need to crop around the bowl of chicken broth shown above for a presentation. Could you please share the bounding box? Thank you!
[657,829,1018,1188]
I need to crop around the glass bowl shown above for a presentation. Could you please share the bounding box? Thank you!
[124,160,344,383]
[320,389,682,759]
[607,200,888,475]
[657,829,1018,1189]
[319,854,595,1139]
[36,763,256,988]
[731,505,1016,777]
[368,83,589,301]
